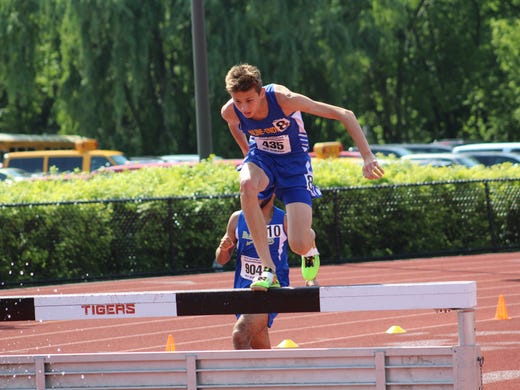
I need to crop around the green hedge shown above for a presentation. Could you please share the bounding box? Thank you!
[0,203,113,281]
[0,158,519,286]
[2,157,518,203]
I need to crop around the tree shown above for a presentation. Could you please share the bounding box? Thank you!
[57,0,197,155]
[0,0,518,159]
[463,13,520,141]
[0,0,56,133]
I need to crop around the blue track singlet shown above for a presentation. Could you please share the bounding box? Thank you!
[233,84,322,205]
[233,206,289,327]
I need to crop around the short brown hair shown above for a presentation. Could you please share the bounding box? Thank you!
[225,64,262,94]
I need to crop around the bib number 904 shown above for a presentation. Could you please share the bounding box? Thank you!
[244,263,263,277]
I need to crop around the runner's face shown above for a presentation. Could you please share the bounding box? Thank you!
[259,196,273,209]
[231,88,263,119]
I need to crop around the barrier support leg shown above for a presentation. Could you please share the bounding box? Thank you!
[186,354,197,390]
[34,356,45,390]
[457,309,476,346]
[454,308,483,390]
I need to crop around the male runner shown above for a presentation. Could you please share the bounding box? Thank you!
[215,192,294,349]
[221,63,384,290]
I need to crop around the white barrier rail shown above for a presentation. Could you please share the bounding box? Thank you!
[1,281,476,319]
[0,281,482,389]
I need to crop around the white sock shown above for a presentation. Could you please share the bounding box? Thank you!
[303,247,319,257]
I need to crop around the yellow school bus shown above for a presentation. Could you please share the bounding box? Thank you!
[4,149,128,174]
[0,133,98,162]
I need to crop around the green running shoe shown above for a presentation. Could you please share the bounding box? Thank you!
[301,254,320,281]
[251,268,280,291]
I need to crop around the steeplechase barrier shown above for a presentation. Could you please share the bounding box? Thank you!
[0,281,482,389]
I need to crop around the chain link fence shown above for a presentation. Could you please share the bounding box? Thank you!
[1,179,518,287]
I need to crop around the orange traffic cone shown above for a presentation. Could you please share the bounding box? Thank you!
[494,295,511,320]
[165,334,176,351]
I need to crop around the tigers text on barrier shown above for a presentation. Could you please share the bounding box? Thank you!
[1,281,475,321]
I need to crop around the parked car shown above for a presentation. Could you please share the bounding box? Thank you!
[97,161,185,173]
[452,142,520,154]
[128,156,163,164]
[0,167,33,181]
[431,139,479,148]
[349,144,413,158]
[401,153,480,168]
[309,150,362,159]
[160,154,201,163]
[397,143,453,153]
[456,152,520,166]
[99,157,242,174]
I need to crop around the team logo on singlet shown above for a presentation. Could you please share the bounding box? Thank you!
[272,118,290,131]
[247,118,291,137]
[242,230,276,245]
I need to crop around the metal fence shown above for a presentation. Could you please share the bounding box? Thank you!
[1,178,518,287]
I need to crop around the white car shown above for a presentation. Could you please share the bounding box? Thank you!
[160,154,201,163]
[159,154,223,163]
[456,151,520,166]
[349,144,413,158]
[0,167,33,181]
[401,153,479,168]
[452,142,520,154]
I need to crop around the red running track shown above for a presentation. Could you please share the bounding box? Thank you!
[1,252,519,389]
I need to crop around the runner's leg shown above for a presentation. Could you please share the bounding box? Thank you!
[232,314,270,349]
[285,202,315,255]
[286,202,320,281]
[239,162,277,271]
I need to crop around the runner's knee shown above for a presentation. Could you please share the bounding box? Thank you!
[232,326,250,349]
[239,177,259,199]
[288,236,312,255]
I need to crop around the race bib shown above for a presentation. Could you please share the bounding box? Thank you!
[256,135,291,154]
[240,255,263,281]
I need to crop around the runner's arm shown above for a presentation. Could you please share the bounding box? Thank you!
[273,84,384,180]
[215,211,239,265]
[221,100,249,157]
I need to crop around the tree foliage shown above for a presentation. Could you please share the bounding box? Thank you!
[0,0,518,158]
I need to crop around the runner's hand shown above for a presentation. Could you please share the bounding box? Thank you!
[362,156,384,180]
[219,236,235,252]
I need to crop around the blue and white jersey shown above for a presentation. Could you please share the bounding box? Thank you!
[233,83,322,205]
[233,83,310,157]
[233,206,289,289]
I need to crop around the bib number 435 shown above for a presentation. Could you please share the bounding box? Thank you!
[256,134,291,154]
[262,140,284,150]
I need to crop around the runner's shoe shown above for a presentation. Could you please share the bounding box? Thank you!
[251,267,280,291]
[305,278,319,287]
[301,254,320,281]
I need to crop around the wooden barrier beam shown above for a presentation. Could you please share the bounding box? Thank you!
[0,281,476,322]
